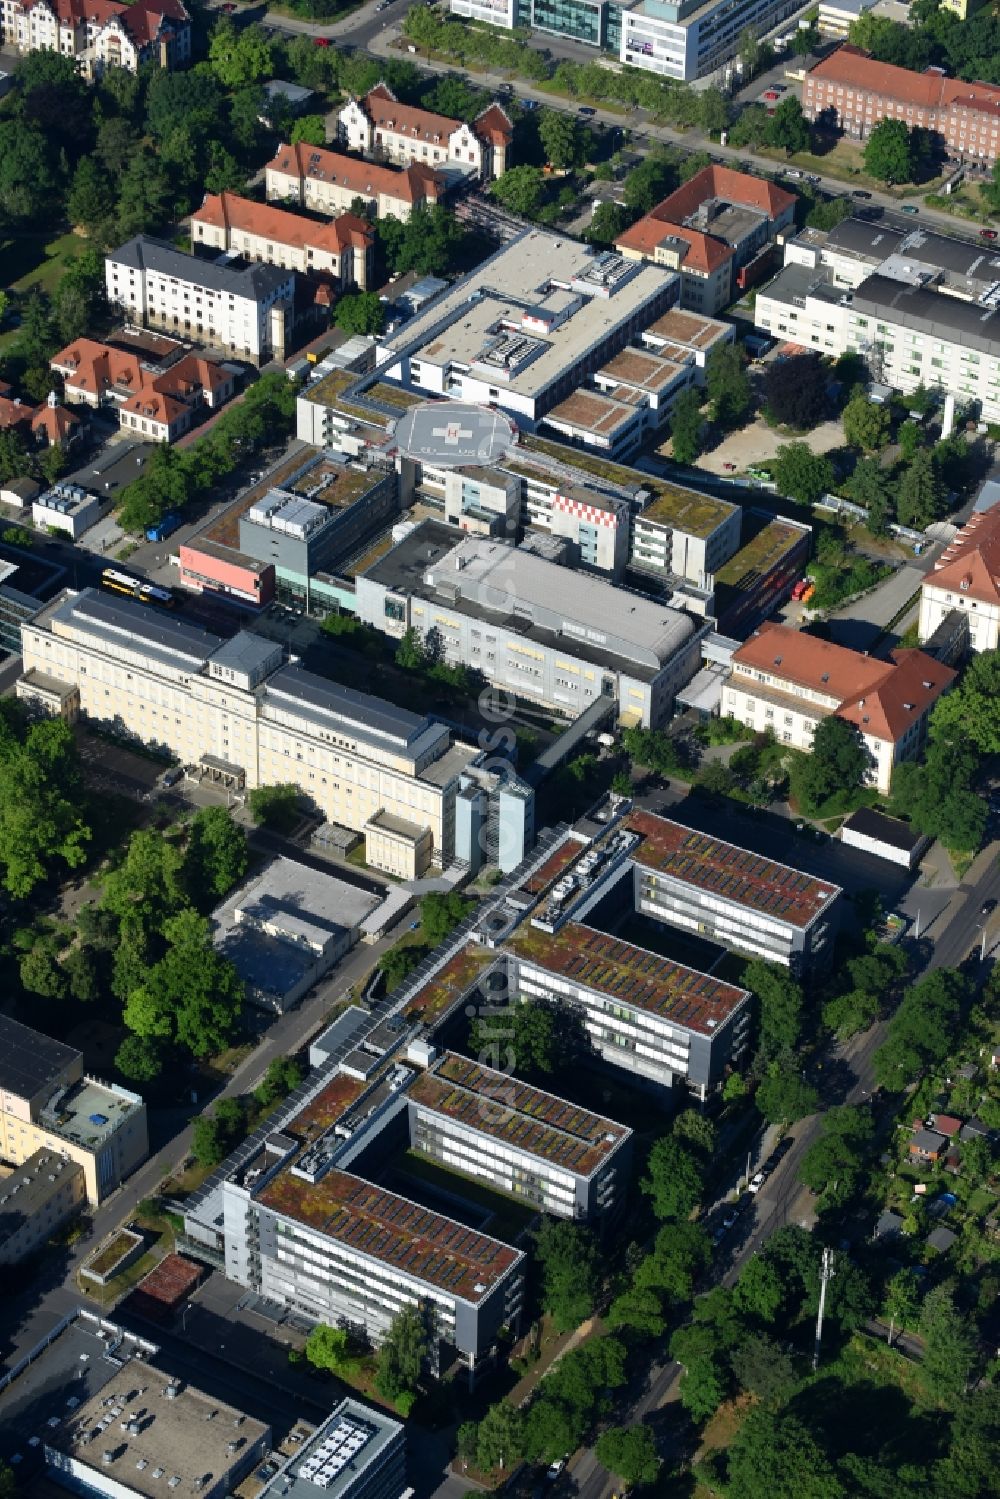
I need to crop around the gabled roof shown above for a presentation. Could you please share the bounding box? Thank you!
[23,0,190,43]
[615,217,734,276]
[473,102,514,146]
[266,141,443,202]
[358,81,461,145]
[807,43,1000,121]
[121,388,188,425]
[193,192,373,256]
[927,505,1000,605]
[732,622,954,743]
[0,395,35,431]
[31,404,79,443]
[51,338,231,413]
[652,163,796,224]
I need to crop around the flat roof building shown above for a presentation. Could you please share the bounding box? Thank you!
[18,589,480,875]
[407,1050,632,1222]
[378,230,680,425]
[257,1399,406,1499]
[0,1014,148,1206]
[0,1148,85,1266]
[212,856,381,1012]
[355,521,708,729]
[625,809,842,974]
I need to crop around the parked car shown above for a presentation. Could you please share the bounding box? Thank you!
[313,36,330,45]
[722,1205,741,1229]
[901,204,919,215]
[749,1171,766,1194]
[852,189,872,199]
[578,106,596,116]
[160,766,184,788]
[791,578,809,600]
[763,90,779,101]
[981,228,998,240]
[801,583,816,603]
[784,168,803,179]
[523,99,539,111]
[546,1456,568,1481]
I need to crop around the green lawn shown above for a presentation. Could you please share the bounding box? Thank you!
[1,229,89,296]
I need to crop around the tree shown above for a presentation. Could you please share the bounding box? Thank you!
[669,387,704,464]
[468,1000,567,1079]
[19,943,68,1000]
[673,1109,716,1160]
[729,1333,796,1403]
[797,1106,873,1202]
[534,1218,601,1331]
[842,393,891,452]
[706,342,752,429]
[771,443,835,506]
[63,944,99,1003]
[895,448,944,529]
[101,827,189,939]
[539,108,587,169]
[475,1402,524,1473]
[669,1325,727,1421]
[523,1399,584,1466]
[0,122,62,222]
[374,1306,428,1404]
[335,292,385,336]
[125,909,244,1059]
[729,103,770,151]
[420,890,468,944]
[634,1221,710,1301]
[594,1426,661,1489]
[641,1137,703,1221]
[733,1254,784,1323]
[304,1324,362,1376]
[586,200,632,247]
[114,148,172,239]
[727,1409,845,1499]
[768,97,811,156]
[745,960,803,1060]
[491,164,546,218]
[763,352,828,429]
[115,1034,166,1085]
[927,649,1000,753]
[606,1287,666,1338]
[864,118,915,184]
[756,1059,819,1124]
[186,806,248,901]
[290,114,327,147]
[394,627,425,669]
[255,1056,303,1108]
[920,1285,976,1400]
[622,153,678,213]
[67,156,109,235]
[379,945,420,991]
[794,715,869,810]
[0,717,92,898]
[248,783,301,833]
[937,1389,1000,1499]
[208,19,273,90]
[847,455,894,533]
[884,1268,920,1336]
[192,1098,245,1166]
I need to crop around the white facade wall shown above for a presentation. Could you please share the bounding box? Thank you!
[723,675,898,793]
[105,254,293,362]
[919,578,1000,654]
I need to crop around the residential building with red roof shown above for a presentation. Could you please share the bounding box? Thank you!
[725,621,956,792]
[191,193,375,291]
[616,164,796,314]
[919,504,1000,654]
[803,43,1000,165]
[50,336,236,444]
[0,387,81,452]
[337,82,512,181]
[265,140,443,222]
[0,0,190,77]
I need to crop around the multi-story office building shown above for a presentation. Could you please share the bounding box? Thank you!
[0,1015,148,1205]
[338,82,511,180]
[507,920,752,1097]
[257,1400,406,1499]
[0,1148,85,1266]
[355,521,708,729]
[378,232,679,427]
[725,622,955,793]
[265,140,443,221]
[455,756,535,874]
[191,193,375,290]
[450,0,803,81]
[919,505,1000,655]
[238,472,398,589]
[0,0,191,77]
[18,589,479,876]
[625,809,842,973]
[638,306,733,382]
[631,484,740,591]
[223,1069,525,1379]
[105,237,294,364]
[616,164,796,312]
[407,1051,631,1221]
[802,43,1000,166]
[508,453,632,576]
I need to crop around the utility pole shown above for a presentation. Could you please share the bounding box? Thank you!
[812,1247,835,1372]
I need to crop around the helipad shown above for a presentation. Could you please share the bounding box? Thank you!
[392,401,517,468]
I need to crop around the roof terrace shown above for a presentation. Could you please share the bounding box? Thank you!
[508,920,749,1035]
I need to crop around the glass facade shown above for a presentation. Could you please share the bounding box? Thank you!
[531,0,603,46]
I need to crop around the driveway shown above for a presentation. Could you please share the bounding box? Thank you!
[825,563,924,651]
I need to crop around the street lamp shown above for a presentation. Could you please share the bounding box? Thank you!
[975,922,989,962]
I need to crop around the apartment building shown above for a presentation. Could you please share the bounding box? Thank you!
[616,165,797,314]
[0,1148,85,1266]
[725,622,955,793]
[0,0,191,77]
[407,1051,631,1221]
[224,1069,525,1378]
[191,193,375,291]
[106,237,294,364]
[378,232,679,427]
[0,1014,148,1205]
[355,521,708,729]
[919,505,1000,654]
[18,589,478,875]
[625,809,842,973]
[265,141,443,221]
[507,920,751,1097]
[631,484,740,591]
[51,337,236,444]
[338,82,512,180]
[802,44,1000,165]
